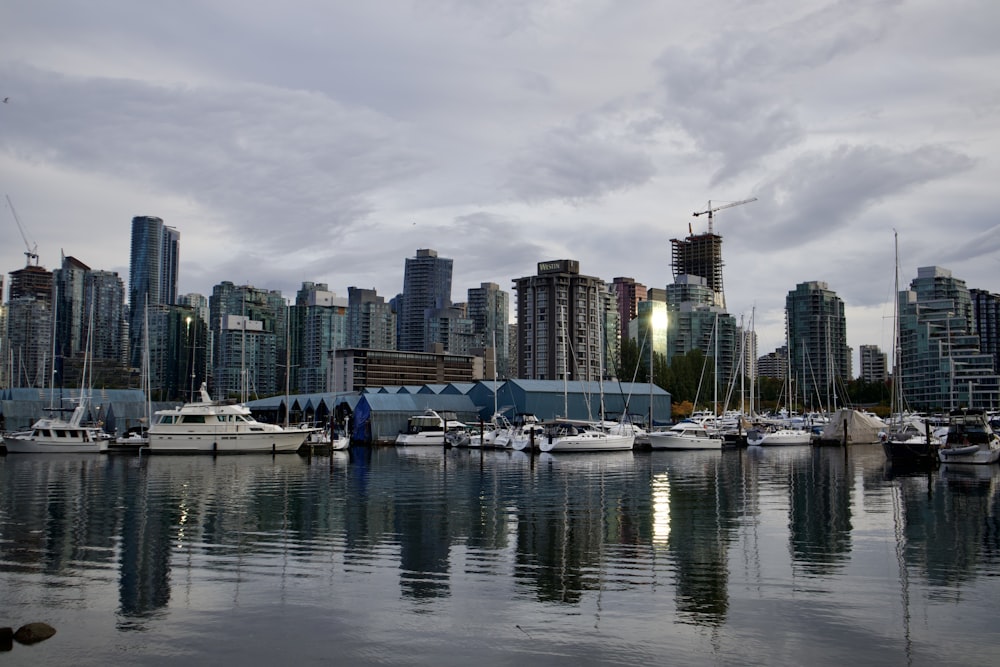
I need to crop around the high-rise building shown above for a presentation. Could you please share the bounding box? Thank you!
[971,288,1000,374]
[290,282,348,394]
[397,249,453,352]
[347,287,395,351]
[209,282,286,399]
[425,301,475,356]
[859,345,888,383]
[513,260,605,381]
[3,258,53,389]
[899,267,1000,410]
[128,216,179,369]
[758,346,788,380]
[612,277,647,349]
[663,272,738,402]
[671,231,726,309]
[786,281,851,411]
[628,299,667,378]
[467,282,510,378]
[8,264,53,302]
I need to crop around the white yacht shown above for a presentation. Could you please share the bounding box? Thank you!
[3,400,110,454]
[532,420,635,453]
[648,421,722,450]
[395,409,468,446]
[146,383,315,453]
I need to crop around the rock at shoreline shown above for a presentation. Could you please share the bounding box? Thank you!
[13,622,56,645]
[1,626,13,651]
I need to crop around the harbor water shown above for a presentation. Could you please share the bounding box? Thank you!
[2,444,999,665]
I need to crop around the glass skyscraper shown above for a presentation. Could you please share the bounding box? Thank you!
[397,249,453,352]
[128,216,179,369]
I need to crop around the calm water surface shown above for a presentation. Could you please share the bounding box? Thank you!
[1,444,998,666]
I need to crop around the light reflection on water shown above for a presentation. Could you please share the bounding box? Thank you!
[1,444,999,666]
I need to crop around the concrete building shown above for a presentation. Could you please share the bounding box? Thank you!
[671,231,726,309]
[758,346,788,380]
[513,260,605,382]
[859,345,888,383]
[331,347,481,393]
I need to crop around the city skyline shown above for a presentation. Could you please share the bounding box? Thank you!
[2,2,998,364]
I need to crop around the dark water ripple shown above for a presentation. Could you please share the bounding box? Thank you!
[2,445,1000,665]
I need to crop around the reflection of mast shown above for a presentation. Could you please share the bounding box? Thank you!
[891,479,913,662]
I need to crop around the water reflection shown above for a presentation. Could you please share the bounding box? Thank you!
[2,445,1000,664]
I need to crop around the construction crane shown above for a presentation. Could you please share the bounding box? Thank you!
[692,197,757,235]
[5,194,39,266]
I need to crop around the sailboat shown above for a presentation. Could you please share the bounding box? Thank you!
[4,296,109,453]
[882,231,941,465]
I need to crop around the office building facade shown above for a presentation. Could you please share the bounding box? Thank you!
[397,249,453,352]
[513,260,605,382]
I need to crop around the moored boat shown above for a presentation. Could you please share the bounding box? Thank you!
[146,383,315,453]
[2,401,110,454]
[648,421,722,450]
[395,409,468,446]
[534,420,634,453]
[937,408,1000,465]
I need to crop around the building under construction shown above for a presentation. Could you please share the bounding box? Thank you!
[670,232,726,309]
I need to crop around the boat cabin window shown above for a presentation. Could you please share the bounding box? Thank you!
[180,415,207,424]
[157,415,176,424]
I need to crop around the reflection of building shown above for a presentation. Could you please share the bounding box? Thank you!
[788,450,852,575]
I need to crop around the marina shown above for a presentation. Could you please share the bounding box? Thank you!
[2,444,999,665]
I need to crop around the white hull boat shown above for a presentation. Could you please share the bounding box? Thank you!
[534,421,634,453]
[648,422,722,450]
[753,428,812,446]
[3,403,110,454]
[147,383,315,453]
[395,409,468,446]
[937,408,1000,465]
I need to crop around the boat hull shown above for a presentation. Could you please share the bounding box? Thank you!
[937,445,1000,465]
[881,437,939,465]
[537,433,634,453]
[3,435,105,454]
[147,429,310,453]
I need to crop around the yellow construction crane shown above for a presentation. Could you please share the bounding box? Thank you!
[692,197,757,235]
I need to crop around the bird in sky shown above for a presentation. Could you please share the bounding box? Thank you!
[2,98,8,103]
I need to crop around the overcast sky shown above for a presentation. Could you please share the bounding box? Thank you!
[2,0,998,367]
